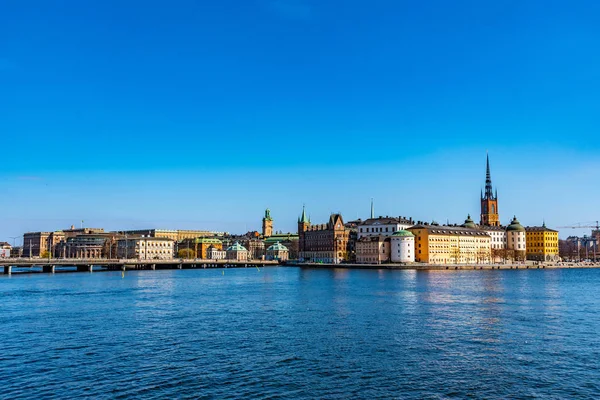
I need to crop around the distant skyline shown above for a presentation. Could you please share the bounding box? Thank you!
[1,0,599,242]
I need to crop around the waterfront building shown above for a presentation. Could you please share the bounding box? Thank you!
[226,242,249,261]
[117,237,175,260]
[22,231,65,258]
[117,229,226,241]
[0,241,11,258]
[178,237,223,259]
[525,223,560,262]
[63,226,105,239]
[390,230,415,263]
[262,209,273,238]
[241,238,265,260]
[506,216,526,261]
[264,233,299,259]
[206,245,226,260]
[298,207,352,263]
[356,236,390,264]
[357,216,414,239]
[57,235,106,259]
[408,223,491,264]
[480,154,500,227]
[266,242,289,261]
[564,235,598,261]
[10,246,23,258]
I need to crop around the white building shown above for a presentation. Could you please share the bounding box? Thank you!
[506,216,526,253]
[117,237,175,260]
[266,242,289,261]
[390,230,415,263]
[226,242,249,261]
[206,245,226,260]
[357,216,413,239]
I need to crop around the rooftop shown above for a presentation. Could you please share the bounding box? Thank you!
[408,224,491,237]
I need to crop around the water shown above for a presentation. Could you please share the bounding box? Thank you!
[1,267,599,399]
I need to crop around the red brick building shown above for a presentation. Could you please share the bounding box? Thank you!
[298,207,352,263]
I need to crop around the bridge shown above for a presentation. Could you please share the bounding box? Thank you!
[0,258,280,274]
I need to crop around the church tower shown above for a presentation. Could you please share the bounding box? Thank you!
[480,154,500,226]
[297,205,310,255]
[262,208,273,237]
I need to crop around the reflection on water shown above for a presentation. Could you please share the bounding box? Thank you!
[1,267,600,398]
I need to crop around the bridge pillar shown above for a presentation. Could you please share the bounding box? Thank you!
[77,265,93,272]
[177,264,182,270]
[121,265,126,271]
[43,265,55,273]
[4,266,11,275]
[150,264,156,270]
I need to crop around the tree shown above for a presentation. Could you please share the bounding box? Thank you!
[178,248,195,259]
[450,247,460,264]
[40,250,50,259]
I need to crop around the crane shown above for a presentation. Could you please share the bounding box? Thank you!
[557,221,599,262]
[557,221,599,230]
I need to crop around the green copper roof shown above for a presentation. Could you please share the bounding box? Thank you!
[298,205,310,224]
[226,241,247,251]
[462,214,477,229]
[264,208,272,221]
[392,230,414,237]
[267,241,288,251]
[506,216,525,232]
[192,237,222,244]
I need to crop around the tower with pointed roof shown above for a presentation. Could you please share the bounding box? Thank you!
[297,205,311,259]
[480,153,500,227]
[262,208,273,238]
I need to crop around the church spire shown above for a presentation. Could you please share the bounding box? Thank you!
[370,198,374,219]
[484,152,494,200]
[299,205,309,224]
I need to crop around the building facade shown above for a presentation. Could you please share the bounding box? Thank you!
[480,154,500,227]
[117,237,175,260]
[506,216,526,261]
[264,233,299,259]
[408,223,492,264]
[526,224,559,262]
[298,207,352,264]
[22,231,65,258]
[226,242,249,261]
[357,216,414,239]
[57,235,106,259]
[390,230,415,263]
[266,242,289,261]
[178,237,223,259]
[206,246,226,260]
[118,229,226,242]
[356,236,390,264]
[0,242,11,258]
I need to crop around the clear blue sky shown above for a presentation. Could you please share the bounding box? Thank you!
[1,0,599,243]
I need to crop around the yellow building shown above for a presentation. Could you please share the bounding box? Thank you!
[525,223,559,262]
[408,224,491,264]
[178,237,223,259]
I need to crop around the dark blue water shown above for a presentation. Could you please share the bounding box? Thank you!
[1,267,599,399]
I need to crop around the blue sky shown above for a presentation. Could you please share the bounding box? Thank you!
[1,0,599,242]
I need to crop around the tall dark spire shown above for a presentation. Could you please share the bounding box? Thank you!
[484,153,494,200]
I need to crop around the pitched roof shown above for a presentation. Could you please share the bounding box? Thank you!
[267,241,288,251]
[358,217,412,226]
[408,224,491,237]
